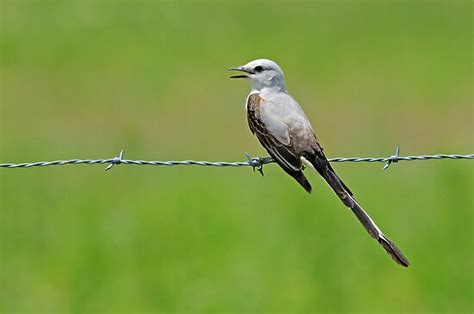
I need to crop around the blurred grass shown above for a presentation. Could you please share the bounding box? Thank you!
[0,1,473,313]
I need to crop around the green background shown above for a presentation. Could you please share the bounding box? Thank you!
[1,1,473,313]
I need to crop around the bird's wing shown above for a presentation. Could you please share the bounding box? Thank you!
[246,93,302,173]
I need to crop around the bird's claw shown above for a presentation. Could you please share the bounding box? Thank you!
[254,160,265,176]
[244,153,265,176]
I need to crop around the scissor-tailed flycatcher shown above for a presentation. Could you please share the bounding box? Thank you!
[230,58,409,267]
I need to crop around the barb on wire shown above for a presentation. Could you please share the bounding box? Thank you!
[105,149,124,171]
[384,145,401,170]
[0,147,473,172]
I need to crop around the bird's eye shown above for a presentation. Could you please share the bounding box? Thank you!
[254,66,264,73]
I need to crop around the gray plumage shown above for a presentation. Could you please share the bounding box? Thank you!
[230,58,409,267]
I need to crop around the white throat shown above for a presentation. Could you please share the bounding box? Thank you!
[250,76,287,93]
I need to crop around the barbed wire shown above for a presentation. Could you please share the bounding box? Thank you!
[1,146,473,175]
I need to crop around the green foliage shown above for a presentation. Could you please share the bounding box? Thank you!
[1,1,472,312]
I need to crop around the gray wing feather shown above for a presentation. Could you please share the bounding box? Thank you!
[247,94,301,173]
[247,93,312,192]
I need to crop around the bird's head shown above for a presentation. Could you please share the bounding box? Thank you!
[230,58,286,92]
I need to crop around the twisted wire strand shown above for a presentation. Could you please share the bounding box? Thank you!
[1,150,473,170]
[328,154,474,163]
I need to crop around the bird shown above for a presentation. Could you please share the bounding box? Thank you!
[230,58,409,267]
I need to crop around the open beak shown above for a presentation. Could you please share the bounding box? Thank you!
[229,66,250,79]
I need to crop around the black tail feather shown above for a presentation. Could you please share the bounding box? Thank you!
[309,154,409,267]
[378,235,410,267]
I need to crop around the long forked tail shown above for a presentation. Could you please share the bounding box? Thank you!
[310,156,410,267]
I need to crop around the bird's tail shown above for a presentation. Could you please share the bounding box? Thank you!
[309,155,409,267]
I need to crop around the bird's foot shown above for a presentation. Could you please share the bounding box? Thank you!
[244,153,270,176]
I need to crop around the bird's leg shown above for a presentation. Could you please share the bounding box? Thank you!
[255,159,265,176]
[244,153,266,176]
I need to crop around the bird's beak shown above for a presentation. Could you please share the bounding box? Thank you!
[229,66,250,79]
